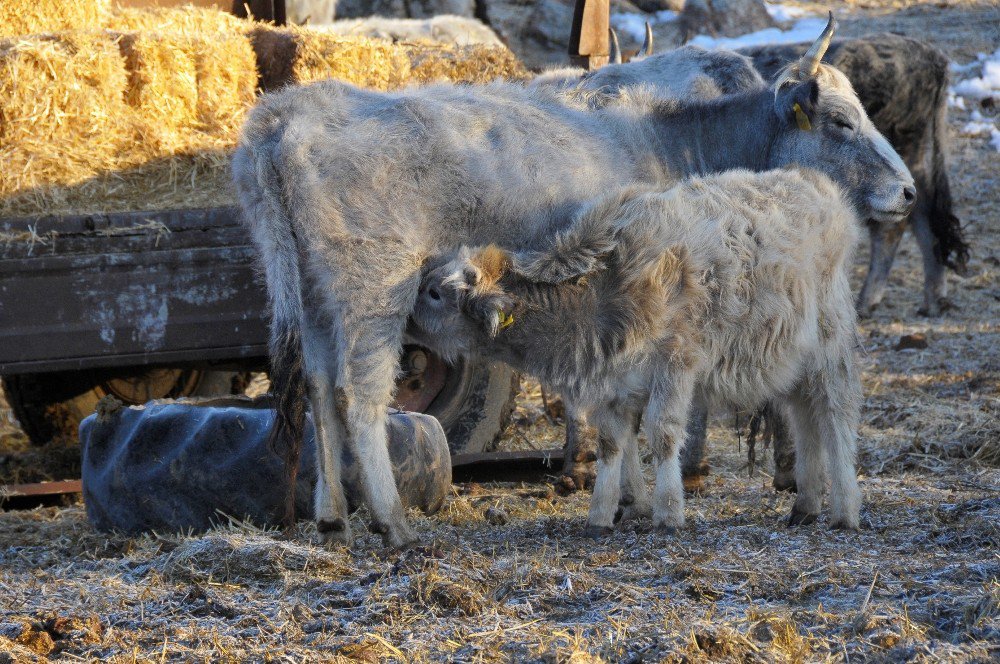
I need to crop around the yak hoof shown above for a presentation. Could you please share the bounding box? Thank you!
[317,518,353,547]
[584,524,614,539]
[772,473,798,493]
[787,507,818,527]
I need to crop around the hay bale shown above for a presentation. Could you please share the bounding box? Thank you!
[117,29,257,149]
[105,4,247,35]
[118,32,200,151]
[253,25,528,91]
[1,0,109,38]
[406,42,529,85]
[0,33,131,205]
[289,28,414,90]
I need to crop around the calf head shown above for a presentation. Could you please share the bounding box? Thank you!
[767,13,915,224]
[412,246,514,361]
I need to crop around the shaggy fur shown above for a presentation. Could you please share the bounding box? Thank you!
[410,168,863,533]
[232,21,910,547]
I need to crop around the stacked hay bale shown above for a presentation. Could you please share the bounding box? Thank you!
[0,3,527,218]
[1,0,109,39]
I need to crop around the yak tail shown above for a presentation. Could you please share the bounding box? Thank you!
[233,114,308,532]
[927,69,970,274]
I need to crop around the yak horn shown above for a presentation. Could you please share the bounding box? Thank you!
[609,28,622,65]
[640,21,654,59]
[800,11,836,76]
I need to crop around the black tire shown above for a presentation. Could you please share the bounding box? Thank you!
[2,369,245,446]
[425,358,519,455]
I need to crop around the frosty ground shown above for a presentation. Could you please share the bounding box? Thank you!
[1,1,999,661]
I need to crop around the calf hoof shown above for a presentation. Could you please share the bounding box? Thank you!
[556,462,597,495]
[371,520,419,551]
[317,518,353,547]
[787,507,818,527]
[772,472,798,493]
[617,501,652,522]
[830,517,860,531]
[583,524,614,539]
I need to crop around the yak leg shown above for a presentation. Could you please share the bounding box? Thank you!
[584,403,638,536]
[617,410,650,522]
[678,395,710,493]
[856,220,907,317]
[911,198,950,316]
[646,370,695,534]
[559,405,597,494]
[302,315,353,546]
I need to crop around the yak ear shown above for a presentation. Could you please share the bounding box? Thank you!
[775,79,819,130]
[467,291,514,338]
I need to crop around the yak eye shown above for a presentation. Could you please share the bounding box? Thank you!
[832,117,854,131]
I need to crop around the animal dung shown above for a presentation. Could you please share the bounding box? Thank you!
[0,5,526,219]
[895,332,930,351]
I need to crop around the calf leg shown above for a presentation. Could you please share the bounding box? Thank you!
[342,320,419,548]
[678,395,709,492]
[585,404,639,536]
[812,360,863,530]
[559,405,597,494]
[856,221,907,317]
[783,360,862,529]
[646,370,696,533]
[617,410,650,522]
[769,407,797,493]
[302,317,352,545]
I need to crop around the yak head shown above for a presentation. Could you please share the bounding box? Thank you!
[410,246,515,362]
[768,12,915,224]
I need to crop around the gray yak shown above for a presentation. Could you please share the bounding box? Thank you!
[409,168,863,533]
[233,14,912,548]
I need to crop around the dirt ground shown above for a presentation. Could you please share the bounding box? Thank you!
[1,1,999,661]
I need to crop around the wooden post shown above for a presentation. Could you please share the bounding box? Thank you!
[568,0,610,70]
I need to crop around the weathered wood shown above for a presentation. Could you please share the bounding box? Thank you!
[0,207,269,374]
[569,0,610,70]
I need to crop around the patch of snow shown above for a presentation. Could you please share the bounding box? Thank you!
[764,2,810,23]
[688,17,828,51]
[947,92,966,110]
[991,128,1000,153]
[961,120,995,136]
[952,48,1000,102]
[610,11,676,44]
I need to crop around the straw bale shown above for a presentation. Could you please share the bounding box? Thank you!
[289,28,414,90]
[1,0,109,38]
[116,29,257,149]
[117,32,199,151]
[105,4,247,35]
[253,25,528,91]
[0,33,131,203]
[406,42,529,85]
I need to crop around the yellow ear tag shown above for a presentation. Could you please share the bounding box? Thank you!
[497,309,515,331]
[793,103,812,131]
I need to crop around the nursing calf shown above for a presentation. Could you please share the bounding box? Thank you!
[410,168,863,533]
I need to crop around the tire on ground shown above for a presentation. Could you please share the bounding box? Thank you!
[426,358,519,455]
[2,369,245,446]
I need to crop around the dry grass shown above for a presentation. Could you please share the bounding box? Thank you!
[0,2,998,661]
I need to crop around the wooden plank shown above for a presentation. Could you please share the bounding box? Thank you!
[451,449,565,483]
[568,0,610,70]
